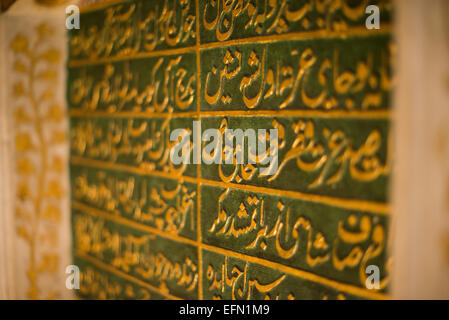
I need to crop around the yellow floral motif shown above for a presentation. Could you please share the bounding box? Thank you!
[36,23,52,39]
[13,81,25,97]
[42,205,61,222]
[46,104,64,121]
[45,180,64,199]
[50,130,66,143]
[15,133,34,152]
[38,254,59,273]
[14,106,31,123]
[14,61,27,73]
[40,49,61,63]
[17,158,35,175]
[50,156,64,173]
[10,34,28,54]
[16,182,31,201]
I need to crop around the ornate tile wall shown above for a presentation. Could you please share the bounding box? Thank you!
[68,0,393,300]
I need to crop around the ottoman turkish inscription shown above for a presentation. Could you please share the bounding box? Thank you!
[68,0,393,300]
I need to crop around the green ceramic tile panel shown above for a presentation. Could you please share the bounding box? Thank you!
[68,52,197,113]
[71,165,198,240]
[201,185,389,290]
[198,0,392,43]
[202,250,362,300]
[69,0,393,300]
[68,0,197,60]
[70,117,198,178]
[74,257,169,299]
[200,36,391,111]
[73,210,199,299]
[200,116,390,202]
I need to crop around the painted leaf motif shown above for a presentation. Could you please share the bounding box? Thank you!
[36,23,52,39]
[46,105,64,121]
[50,156,64,173]
[39,89,54,101]
[17,226,30,242]
[45,180,64,199]
[51,130,66,144]
[15,207,31,221]
[38,253,59,273]
[14,60,27,73]
[14,106,31,124]
[13,81,25,97]
[10,34,28,54]
[37,70,57,81]
[17,158,35,175]
[16,182,31,201]
[15,133,34,152]
[41,205,61,222]
[40,48,60,63]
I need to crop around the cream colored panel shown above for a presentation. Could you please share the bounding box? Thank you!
[0,0,75,299]
[392,0,449,299]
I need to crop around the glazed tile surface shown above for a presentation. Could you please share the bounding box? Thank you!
[68,0,393,300]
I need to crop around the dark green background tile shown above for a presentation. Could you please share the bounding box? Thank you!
[200,36,391,111]
[69,0,197,60]
[200,116,390,202]
[71,165,198,240]
[199,0,392,44]
[201,185,389,290]
[72,210,199,299]
[68,52,197,113]
[202,249,363,300]
[74,257,168,300]
[69,0,393,300]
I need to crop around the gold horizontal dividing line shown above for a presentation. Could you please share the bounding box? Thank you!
[199,25,392,50]
[74,251,183,300]
[69,109,390,119]
[194,109,390,119]
[202,179,390,215]
[68,25,392,68]
[71,155,198,184]
[68,46,195,68]
[70,156,390,215]
[73,200,198,247]
[69,110,198,118]
[72,201,389,300]
[200,244,389,301]
[79,0,131,13]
